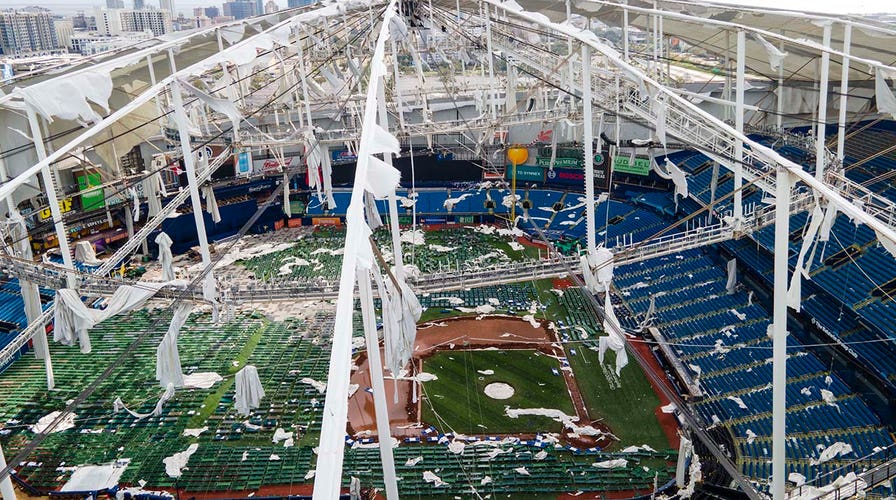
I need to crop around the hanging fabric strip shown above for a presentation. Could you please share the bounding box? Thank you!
[787,204,824,312]
[283,172,292,218]
[364,191,383,230]
[320,144,336,208]
[179,79,243,133]
[725,258,737,295]
[156,303,192,388]
[752,33,788,72]
[114,383,176,420]
[234,365,266,416]
[201,184,221,223]
[653,94,667,146]
[155,232,175,281]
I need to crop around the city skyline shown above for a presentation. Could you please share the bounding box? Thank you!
[0,0,295,17]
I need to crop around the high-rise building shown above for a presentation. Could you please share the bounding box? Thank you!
[159,0,175,16]
[264,1,278,14]
[95,8,123,36]
[119,9,172,35]
[222,1,256,20]
[106,0,125,8]
[256,0,264,16]
[287,0,315,8]
[0,10,59,55]
[203,7,219,18]
[133,0,145,9]
[54,18,73,50]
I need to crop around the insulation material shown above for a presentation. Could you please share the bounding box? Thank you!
[788,204,824,312]
[875,68,896,119]
[53,283,168,353]
[74,241,103,266]
[200,184,221,223]
[155,232,175,281]
[725,258,737,295]
[752,33,787,72]
[234,365,265,416]
[155,303,192,388]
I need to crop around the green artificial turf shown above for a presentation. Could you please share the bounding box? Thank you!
[564,344,670,451]
[420,349,575,434]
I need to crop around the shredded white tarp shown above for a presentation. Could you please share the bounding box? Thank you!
[788,204,824,312]
[405,456,423,467]
[811,442,853,465]
[180,79,242,133]
[114,383,175,419]
[54,282,172,353]
[61,462,129,492]
[443,193,472,211]
[30,410,77,434]
[423,470,447,487]
[183,427,207,437]
[592,459,627,469]
[653,94,667,145]
[200,184,221,223]
[752,33,787,71]
[301,377,328,393]
[183,372,222,389]
[15,70,114,124]
[74,241,103,266]
[788,472,806,487]
[789,472,866,500]
[155,232,175,281]
[374,269,423,397]
[727,395,748,410]
[155,303,192,388]
[725,258,737,295]
[601,292,628,376]
[163,443,198,478]
[234,365,265,416]
[875,68,896,120]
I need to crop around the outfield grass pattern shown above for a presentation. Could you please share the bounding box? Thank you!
[421,349,575,434]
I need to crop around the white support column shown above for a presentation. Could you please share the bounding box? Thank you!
[622,3,629,61]
[358,270,400,500]
[0,440,15,500]
[815,24,832,180]
[836,24,852,161]
[776,35,785,130]
[26,107,76,289]
[771,167,791,500]
[484,4,497,120]
[565,0,575,95]
[582,45,596,254]
[170,80,216,304]
[734,30,745,221]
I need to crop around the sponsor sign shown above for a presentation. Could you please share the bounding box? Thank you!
[77,172,105,210]
[482,170,505,180]
[545,166,609,189]
[39,198,73,220]
[422,216,447,224]
[255,156,296,174]
[331,149,358,163]
[456,215,474,224]
[613,155,651,176]
[537,157,581,168]
[236,151,252,176]
[505,164,544,182]
[312,217,341,226]
[287,218,303,228]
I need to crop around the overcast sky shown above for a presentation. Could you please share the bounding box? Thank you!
[1,0,894,17]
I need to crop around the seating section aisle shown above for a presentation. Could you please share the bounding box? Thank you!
[614,252,895,490]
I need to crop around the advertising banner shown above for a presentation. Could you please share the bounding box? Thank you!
[505,165,545,182]
[236,150,252,176]
[613,155,651,176]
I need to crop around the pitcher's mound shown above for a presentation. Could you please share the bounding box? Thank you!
[484,382,515,399]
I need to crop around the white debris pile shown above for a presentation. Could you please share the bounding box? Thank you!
[788,472,866,500]
[163,443,199,478]
[592,459,627,469]
[30,411,77,434]
[61,462,130,492]
[400,229,425,245]
[422,470,448,487]
[301,377,327,393]
[812,442,853,466]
